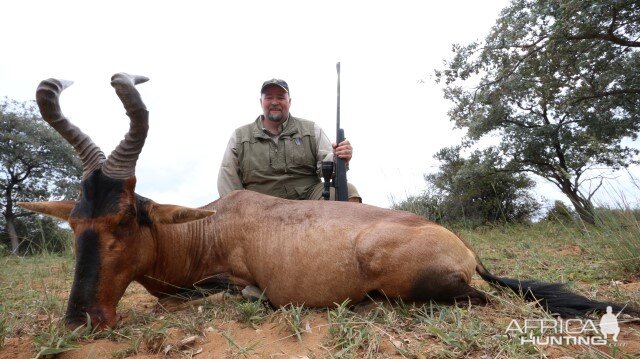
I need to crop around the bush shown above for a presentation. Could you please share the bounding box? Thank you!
[1,216,72,255]
[394,147,540,227]
[542,201,577,224]
[392,190,443,223]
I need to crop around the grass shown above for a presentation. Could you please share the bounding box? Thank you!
[0,219,639,358]
[459,218,638,284]
[0,312,6,349]
[0,253,73,334]
[279,303,307,341]
[32,322,89,359]
[325,299,375,357]
[234,298,269,327]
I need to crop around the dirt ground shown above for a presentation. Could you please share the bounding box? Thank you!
[2,280,639,358]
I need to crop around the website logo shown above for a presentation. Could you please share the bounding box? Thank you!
[505,306,622,346]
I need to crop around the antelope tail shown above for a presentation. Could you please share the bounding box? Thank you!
[474,256,637,317]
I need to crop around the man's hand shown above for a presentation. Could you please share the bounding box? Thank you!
[333,139,353,164]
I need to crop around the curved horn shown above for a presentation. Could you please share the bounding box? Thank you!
[36,79,106,179]
[102,73,150,179]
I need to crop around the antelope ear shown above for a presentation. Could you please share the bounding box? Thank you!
[17,201,76,222]
[147,203,216,224]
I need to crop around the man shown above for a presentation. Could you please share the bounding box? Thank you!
[217,78,361,202]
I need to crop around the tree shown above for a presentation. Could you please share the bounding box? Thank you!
[394,147,540,226]
[436,0,640,224]
[2,215,73,255]
[0,98,81,254]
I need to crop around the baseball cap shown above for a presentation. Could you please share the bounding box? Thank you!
[261,79,289,94]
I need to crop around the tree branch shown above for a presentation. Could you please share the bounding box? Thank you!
[503,119,543,129]
[474,37,548,94]
[566,29,640,47]
[563,5,639,47]
[571,89,640,104]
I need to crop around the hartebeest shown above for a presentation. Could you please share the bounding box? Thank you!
[19,73,634,329]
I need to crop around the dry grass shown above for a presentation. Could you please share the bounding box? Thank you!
[1,221,639,358]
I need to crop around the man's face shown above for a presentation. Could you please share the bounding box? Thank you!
[261,86,291,123]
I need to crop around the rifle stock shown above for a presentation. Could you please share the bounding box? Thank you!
[335,129,348,201]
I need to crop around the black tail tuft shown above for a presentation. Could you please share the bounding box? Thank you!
[477,266,636,317]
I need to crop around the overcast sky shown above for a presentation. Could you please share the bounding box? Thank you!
[2,0,639,210]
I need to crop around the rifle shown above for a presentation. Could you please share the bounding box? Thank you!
[322,62,349,201]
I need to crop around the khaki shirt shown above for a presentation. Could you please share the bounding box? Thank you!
[217,115,334,199]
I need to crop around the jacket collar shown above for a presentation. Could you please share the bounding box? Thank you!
[253,115,298,139]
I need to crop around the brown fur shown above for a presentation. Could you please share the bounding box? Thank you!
[20,188,482,328]
[168,191,478,307]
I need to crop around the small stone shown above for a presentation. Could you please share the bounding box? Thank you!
[179,335,198,348]
[163,344,173,355]
[241,285,265,301]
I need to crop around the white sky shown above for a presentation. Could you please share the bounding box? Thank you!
[2,0,638,211]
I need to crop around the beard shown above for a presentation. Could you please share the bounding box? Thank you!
[267,111,285,122]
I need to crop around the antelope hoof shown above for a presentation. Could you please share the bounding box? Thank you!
[110,73,149,88]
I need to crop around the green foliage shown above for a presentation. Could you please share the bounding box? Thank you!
[0,312,6,349]
[416,305,484,357]
[392,188,444,223]
[0,97,81,255]
[234,299,268,327]
[395,146,540,227]
[542,200,578,223]
[33,323,86,359]
[590,206,640,273]
[436,0,640,225]
[279,303,307,342]
[0,216,73,255]
[594,206,640,223]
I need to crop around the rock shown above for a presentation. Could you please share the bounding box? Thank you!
[241,285,266,301]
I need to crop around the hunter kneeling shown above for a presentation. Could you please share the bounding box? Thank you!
[217,78,361,202]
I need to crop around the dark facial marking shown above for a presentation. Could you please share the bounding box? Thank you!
[66,229,101,324]
[71,170,126,219]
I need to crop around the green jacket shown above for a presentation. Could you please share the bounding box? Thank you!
[234,116,321,199]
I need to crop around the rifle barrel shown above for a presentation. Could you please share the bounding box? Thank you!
[336,62,341,133]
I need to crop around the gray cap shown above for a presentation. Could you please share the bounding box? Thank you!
[261,79,289,94]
